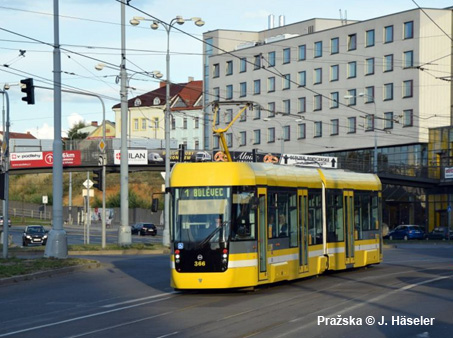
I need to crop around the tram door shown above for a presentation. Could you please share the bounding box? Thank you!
[257,189,268,281]
[298,190,309,273]
[344,191,355,265]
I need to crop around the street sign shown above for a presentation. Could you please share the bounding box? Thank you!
[82,189,94,197]
[98,154,106,166]
[83,179,93,189]
[280,154,338,168]
[98,140,106,152]
[42,195,48,204]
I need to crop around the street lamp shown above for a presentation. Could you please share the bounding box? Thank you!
[131,15,204,247]
[263,118,285,156]
[344,93,378,173]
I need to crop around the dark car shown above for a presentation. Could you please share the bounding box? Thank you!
[0,216,11,228]
[385,224,425,240]
[426,227,453,240]
[131,223,157,236]
[23,225,48,246]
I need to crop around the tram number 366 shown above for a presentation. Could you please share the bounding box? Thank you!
[194,261,206,267]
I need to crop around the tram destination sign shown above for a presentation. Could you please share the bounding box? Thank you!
[280,154,338,168]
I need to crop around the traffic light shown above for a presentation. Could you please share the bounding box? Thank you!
[20,78,35,105]
[93,169,103,191]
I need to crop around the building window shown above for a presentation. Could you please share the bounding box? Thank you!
[403,109,413,127]
[403,51,414,68]
[254,80,261,95]
[213,63,220,78]
[239,131,246,146]
[254,55,261,70]
[254,106,261,120]
[314,122,322,137]
[268,102,275,117]
[183,117,188,129]
[213,135,219,149]
[268,51,276,67]
[314,68,322,84]
[298,44,306,60]
[384,83,393,101]
[298,97,306,113]
[348,34,357,51]
[298,71,306,87]
[226,133,233,147]
[348,61,357,78]
[194,139,199,150]
[171,116,176,130]
[268,127,276,143]
[226,60,233,75]
[403,80,413,98]
[331,119,339,135]
[384,54,393,72]
[268,77,275,92]
[347,89,357,106]
[384,25,393,43]
[240,58,247,72]
[330,92,339,109]
[331,37,339,54]
[215,110,220,125]
[283,99,291,115]
[365,29,375,47]
[141,118,147,130]
[348,117,356,133]
[384,112,394,129]
[283,48,291,64]
[314,95,322,111]
[283,125,290,141]
[365,115,374,131]
[213,87,220,101]
[240,108,247,122]
[226,85,233,100]
[404,21,414,39]
[365,58,374,75]
[283,74,291,90]
[330,65,339,81]
[254,129,261,144]
[195,117,199,129]
[298,123,306,139]
[240,82,247,97]
[225,109,233,123]
[133,118,139,131]
[364,86,375,102]
[314,41,323,58]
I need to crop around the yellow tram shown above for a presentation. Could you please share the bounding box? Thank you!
[169,161,382,290]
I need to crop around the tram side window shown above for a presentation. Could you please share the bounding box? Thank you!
[231,188,257,241]
[308,191,323,245]
[267,189,297,242]
[326,190,344,242]
[355,192,379,235]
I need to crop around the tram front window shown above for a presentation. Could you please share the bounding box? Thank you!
[172,187,231,246]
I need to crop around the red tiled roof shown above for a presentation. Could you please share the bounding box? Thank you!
[0,131,37,139]
[172,80,202,111]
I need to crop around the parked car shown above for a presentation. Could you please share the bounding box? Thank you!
[131,222,157,236]
[426,227,453,240]
[0,216,11,227]
[385,225,425,240]
[22,225,48,246]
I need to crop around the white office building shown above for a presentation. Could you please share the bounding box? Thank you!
[203,7,452,170]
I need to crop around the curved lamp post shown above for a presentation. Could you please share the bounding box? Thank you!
[130,15,204,247]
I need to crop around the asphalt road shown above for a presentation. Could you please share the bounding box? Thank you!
[6,224,163,247]
[0,245,452,338]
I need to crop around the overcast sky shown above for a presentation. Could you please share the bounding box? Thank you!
[0,0,451,139]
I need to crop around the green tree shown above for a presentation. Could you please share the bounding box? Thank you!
[67,121,89,140]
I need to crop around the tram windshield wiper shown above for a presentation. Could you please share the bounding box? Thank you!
[197,221,228,248]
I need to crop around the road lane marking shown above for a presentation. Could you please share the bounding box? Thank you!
[0,297,175,337]
[101,292,176,308]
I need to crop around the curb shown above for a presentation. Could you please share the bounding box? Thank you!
[0,262,101,287]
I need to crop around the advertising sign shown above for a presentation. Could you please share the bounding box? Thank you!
[445,167,453,179]
[10,151,82,168]
[280,154,338,168]
[114,149,148,165]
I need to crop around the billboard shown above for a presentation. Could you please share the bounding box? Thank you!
[10,151,82,169]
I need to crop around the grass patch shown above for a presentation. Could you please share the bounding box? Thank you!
[0,257,96,278]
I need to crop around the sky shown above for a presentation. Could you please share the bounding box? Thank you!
[0,0,451,139]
